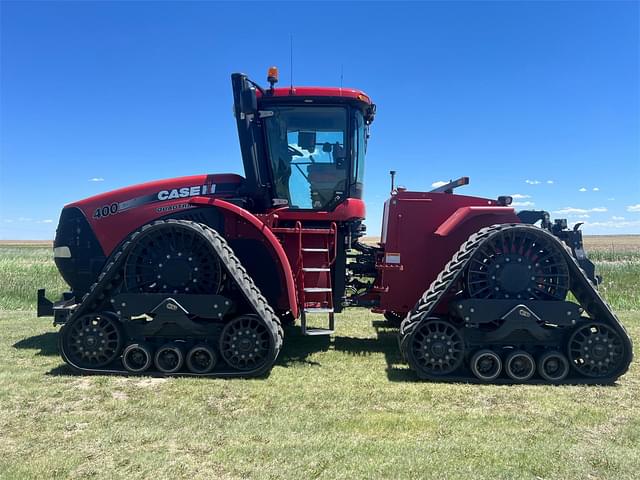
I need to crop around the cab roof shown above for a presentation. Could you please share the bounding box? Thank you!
[257,86,372,105]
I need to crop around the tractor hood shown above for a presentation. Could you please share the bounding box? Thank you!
[58,173,244,261]
[67,173,244,214]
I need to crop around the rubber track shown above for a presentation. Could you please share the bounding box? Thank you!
[398,223,633,384]
[59,219,283,377]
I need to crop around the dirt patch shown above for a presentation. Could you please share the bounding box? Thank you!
[111,391,128,400]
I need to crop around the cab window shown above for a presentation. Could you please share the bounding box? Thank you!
[265,106,348,209]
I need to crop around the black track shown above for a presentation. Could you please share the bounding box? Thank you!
[399,224,633,384]
[58,220,283,377]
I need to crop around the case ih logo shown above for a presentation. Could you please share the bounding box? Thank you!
[157,184,216,201]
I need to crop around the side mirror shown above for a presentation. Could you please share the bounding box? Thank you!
[239,78,257,115]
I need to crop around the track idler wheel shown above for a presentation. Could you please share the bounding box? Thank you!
[60,312,123,369]
[154,343,185,374]
[470,349,502,381]
[186,344,217,374]
[407,318,464,377]
[537,351,570,382]
[568,322,626,378]
[504,350,536,381]
[122,343,153,373]
[220,314,277,372]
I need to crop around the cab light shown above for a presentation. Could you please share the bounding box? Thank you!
[267,66,279,87]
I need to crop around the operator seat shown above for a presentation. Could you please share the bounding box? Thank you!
[307,152,346,208]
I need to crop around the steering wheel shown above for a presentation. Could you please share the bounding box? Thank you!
[288,145,304,157]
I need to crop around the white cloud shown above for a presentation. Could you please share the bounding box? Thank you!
[627,204,640,212]
[512,201,535,207]
[17,217,33,222]
[607,198,615,201]
[554,207,588,215]
[553,207,608,215]
[578,187,587,192]
[525,179,541,185]
[89,177,105,182]
[583,219,640,229]
[37,219,54,224]
[592,187,599,191]
[546,180,554,184]
[576,214,590,219]
[511,194,531,199]
[2,219,14,223]
[431,180,447,188]
[612,216,625,221]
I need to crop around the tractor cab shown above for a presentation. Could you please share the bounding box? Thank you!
[231,68,375,214]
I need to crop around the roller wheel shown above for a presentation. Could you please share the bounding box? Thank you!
[568,323,626,378]
[466,227,569,301]
[122,343,153,373]
[154,343,184,374]
[186,344,217,374]
[60,312,123,368]
[505,350,536,381]
[123,222,223,295]
[408,318,464,376]
[470,349,502,381]
[537,351,570,382]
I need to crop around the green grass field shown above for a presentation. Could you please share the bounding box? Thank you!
[1,241,639,479]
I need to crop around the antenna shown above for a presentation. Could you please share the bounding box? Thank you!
[340,64,344,95]
[289,34,294,93]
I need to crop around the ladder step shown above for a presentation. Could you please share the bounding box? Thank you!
[304,287,332,293]
[302,267,330,272]
[304,307,334,313]
[271,227,333,234]
[301,248,329,252]
[302,328,335,336]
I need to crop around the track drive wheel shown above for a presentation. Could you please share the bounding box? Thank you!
[123,221,223,295]
[60,312,123,369]
[466,226,569,301]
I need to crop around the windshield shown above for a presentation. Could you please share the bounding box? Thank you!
[265,106,348,209]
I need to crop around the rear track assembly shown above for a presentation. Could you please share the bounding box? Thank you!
[399,224,633,384]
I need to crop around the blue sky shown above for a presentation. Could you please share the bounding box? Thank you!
[1,1,639,239]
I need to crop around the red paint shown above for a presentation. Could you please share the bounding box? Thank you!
[257,87,372,104]
[434,206,516,236]
[188,197,299,318]
[272,198,366,222]
[374,190,520,313]
[68,173,244,255]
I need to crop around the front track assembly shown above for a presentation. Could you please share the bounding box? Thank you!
[58,220,283,378]
[399,224,633,384]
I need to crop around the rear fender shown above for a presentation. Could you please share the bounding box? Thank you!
[434,206,519,237]
[189,196,298,318]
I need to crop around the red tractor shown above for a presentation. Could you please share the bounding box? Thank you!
[38,67,632,383]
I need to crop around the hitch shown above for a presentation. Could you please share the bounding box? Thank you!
[37,289,53,317]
